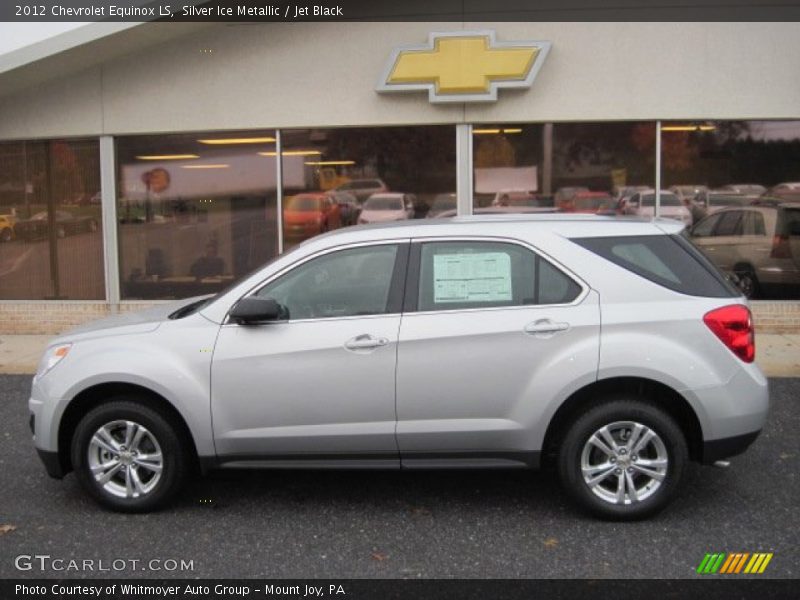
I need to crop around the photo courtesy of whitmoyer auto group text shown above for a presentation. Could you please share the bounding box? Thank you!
[0,1,798,598]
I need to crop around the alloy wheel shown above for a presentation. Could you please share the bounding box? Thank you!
[87,420,163,499]
[580,420,668,505]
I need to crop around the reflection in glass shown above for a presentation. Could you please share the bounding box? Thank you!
[281,127,456,247]
[671,121,800,299]
[472,123,656,215]
[0,139,103,300]
[116,131,278,300]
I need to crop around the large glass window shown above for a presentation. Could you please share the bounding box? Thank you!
[280,127,456,247]
[116,131,278,300]
[0,139,103,300]
[472,123,656,215]
[672,120,800,299]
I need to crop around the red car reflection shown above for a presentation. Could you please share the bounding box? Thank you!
[283,193,342,239]
[558,191,616,215]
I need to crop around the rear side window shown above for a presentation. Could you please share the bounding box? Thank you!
[573,235,738,298]
[415,241,581,312]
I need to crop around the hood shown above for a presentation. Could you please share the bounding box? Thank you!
[52,296,211,343]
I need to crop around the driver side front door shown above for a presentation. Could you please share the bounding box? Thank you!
[210,242,408,466]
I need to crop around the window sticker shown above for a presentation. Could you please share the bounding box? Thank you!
[432,252,512,303]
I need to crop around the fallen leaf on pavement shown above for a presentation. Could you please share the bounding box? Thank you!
[0,525,17,536]
[371,552,388,561]
[544,537,559,548]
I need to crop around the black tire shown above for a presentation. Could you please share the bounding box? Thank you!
[71,398,189,512]
[0,228,11,242]
[734,264,759,299]
[56,226,66,239]
[557,398,687,520]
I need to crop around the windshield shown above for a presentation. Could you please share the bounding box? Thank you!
[364,196,403,210]
[286,196,321,211]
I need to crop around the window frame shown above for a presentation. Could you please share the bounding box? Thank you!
[402,236,588,315]
[225,239,411,325]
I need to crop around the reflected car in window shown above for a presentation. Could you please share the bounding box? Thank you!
[426,193,457,218]
[14,210,99,241]
[31,215,767,520]
[766,182,800,202]
[357,193,415,224]
[690,204,800,298]
[0,214,16,242]
[283,193,342,240]
[720,184,766,195]
[623,190,692,225]
[558,191,616,215]
[693,190,759,215]
[333,178,388,203]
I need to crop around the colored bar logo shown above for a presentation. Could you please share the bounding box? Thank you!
[697,552,773,574]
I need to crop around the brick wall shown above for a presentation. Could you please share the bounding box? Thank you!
[0,303,159,335]
[750,301,800,334]
[0,300,798,336]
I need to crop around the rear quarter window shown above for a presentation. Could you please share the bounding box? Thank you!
[573,234,738,298]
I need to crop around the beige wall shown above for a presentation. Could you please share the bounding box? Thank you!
[1,21,799,140]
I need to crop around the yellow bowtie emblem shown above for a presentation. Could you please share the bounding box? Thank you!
[377,31,551,103]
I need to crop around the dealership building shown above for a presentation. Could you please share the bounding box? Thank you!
[1,18,799,334]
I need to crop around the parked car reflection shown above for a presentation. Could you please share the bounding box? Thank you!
[14,210,99,241]
[357,193,415,224]
[283,193,342,241]
[622,190,692,225]
[689,203,800,298]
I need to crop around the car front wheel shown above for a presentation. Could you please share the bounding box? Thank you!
[557,399,687,520]
[71,399,189,512]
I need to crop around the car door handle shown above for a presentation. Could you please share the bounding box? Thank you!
[344,334,389,351]
[524,320,570,336]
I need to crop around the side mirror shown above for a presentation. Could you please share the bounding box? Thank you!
[229,297,284,324]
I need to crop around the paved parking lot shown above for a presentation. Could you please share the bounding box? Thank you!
[0,375,797,579]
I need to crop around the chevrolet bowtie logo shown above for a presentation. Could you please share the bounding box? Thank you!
[376,31,551,103]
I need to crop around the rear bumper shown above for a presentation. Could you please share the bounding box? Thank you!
[702,430,761,464]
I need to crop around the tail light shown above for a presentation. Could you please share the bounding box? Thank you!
[703,304,755,363]
[770,234,791,259]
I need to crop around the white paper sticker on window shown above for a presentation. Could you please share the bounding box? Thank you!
[433,252,512,303]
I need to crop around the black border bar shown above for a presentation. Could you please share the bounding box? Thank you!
[2,0,800,22]
[3,579,799,600]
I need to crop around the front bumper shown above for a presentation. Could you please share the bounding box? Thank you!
[37,448,66,479]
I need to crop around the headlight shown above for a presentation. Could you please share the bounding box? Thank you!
[35,343,72,381]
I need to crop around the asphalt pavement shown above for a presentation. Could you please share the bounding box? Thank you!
[0,375,797,579]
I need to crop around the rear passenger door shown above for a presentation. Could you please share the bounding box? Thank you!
[395,239,601,466]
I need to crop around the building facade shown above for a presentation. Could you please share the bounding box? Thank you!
[1,21,799,334]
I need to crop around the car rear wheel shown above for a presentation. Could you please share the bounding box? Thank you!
[557,399,687,520]
[56,226,66,239]
[734,264,759,299]
[0,228,11,242]
[71,399,189,512]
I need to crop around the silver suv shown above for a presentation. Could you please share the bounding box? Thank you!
[30,215,768,520]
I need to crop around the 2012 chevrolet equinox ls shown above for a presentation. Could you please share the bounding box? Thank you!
[29,215,768,520]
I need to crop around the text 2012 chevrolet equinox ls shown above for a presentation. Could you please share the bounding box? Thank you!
[30,215,768,520]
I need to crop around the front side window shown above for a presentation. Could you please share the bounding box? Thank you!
[256,244,400,320]
[416,241,580,312]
